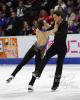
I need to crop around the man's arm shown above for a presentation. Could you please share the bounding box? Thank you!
[45,22,58,35]
[46,24,58,35]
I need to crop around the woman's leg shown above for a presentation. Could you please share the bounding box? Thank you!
[6,45,36,83]
[11,45,35,77]
[28,49,42,87]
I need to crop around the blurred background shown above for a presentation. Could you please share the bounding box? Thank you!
[0,0,80,36]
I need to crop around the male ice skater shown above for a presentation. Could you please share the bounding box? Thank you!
[29,10,68,91]
[6,19,58,92]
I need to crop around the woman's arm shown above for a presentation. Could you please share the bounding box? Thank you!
[35,22,58,36]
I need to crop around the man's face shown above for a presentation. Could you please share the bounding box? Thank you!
[53,14,61,23]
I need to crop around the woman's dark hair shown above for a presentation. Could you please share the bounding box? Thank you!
[37,19,44,30]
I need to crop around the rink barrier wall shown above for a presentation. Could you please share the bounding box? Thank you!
[0,34,80,64]
[0,58,80,64]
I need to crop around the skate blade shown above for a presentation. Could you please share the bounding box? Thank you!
[28,89,34,93]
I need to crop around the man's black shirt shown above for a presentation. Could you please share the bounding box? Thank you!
[54,20,68,48]
[47,20,68,51]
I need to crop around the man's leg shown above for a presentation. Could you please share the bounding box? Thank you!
[51,52,66,91]
[37,45,57,77]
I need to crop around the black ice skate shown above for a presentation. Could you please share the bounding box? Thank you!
[51,82,59,91]
[51,85,58,91]
[28,85,34,92]
[32,71,40,79]
[6,75,14,83]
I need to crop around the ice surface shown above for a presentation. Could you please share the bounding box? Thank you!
[0,64,80,100]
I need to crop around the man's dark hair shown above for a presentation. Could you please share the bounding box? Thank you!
[53,10,64,19]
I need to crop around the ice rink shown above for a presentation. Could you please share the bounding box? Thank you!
[0,64,80,100]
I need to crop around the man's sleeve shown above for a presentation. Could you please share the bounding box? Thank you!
[46,23,54,31]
